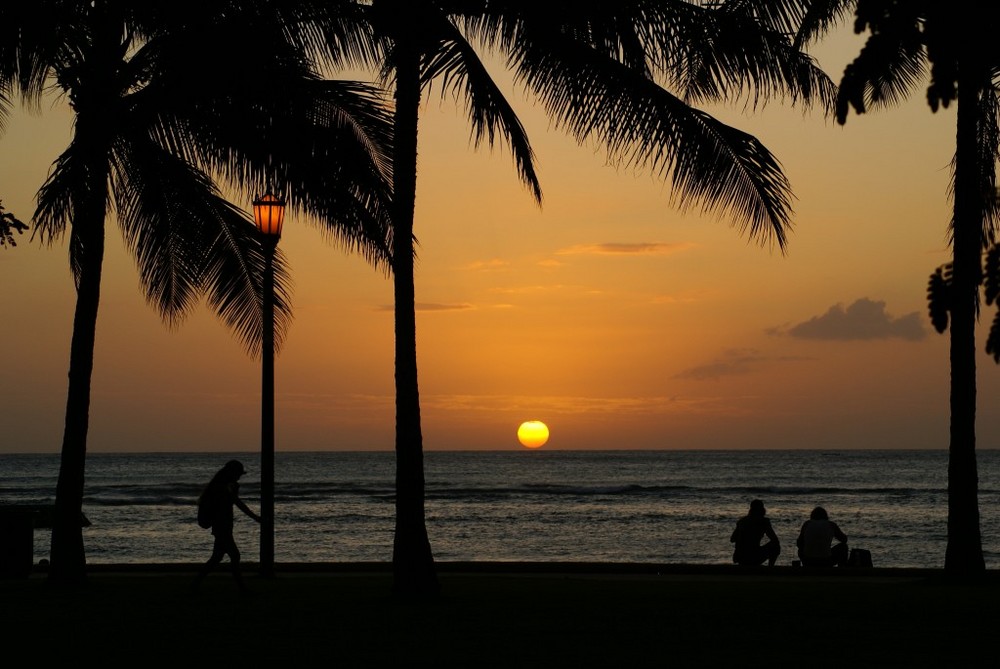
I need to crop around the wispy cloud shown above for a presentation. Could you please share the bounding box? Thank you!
[773,298,927,341]
[674,349,813,381]
[376,302,474,312]
[556,242,695,256]
[421,393,741,417]
[463,259,509,271]
[674,348,767,381]
[416,302,475,312]
[490,284,574,295]
[650,293,699,305]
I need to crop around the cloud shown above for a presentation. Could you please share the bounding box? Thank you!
[674,348,768,381]
[490,284,573,295]
[463,259,509,271]
[674,349,814,381]
[556,242,695,256]
[422,393,739,417]
[415,302,474,312]
[779,298,926,341]
[376,302,474,312]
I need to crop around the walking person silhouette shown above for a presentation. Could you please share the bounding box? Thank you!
[192,460,260,593]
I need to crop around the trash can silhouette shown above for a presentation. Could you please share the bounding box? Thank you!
[0,509,35,579]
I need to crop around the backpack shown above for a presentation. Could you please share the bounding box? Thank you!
[197,489,214,529]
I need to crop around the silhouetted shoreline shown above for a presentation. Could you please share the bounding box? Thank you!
[29,560,985,580]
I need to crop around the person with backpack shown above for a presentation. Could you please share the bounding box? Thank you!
[192,460,260,593]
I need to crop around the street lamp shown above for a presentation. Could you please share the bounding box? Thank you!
[253,192,285,578]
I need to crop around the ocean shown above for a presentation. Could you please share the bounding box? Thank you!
[2,450,998,569]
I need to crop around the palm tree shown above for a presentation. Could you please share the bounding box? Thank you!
[0,0,393,584]
[309,0,836,594]
[837,0,999,575]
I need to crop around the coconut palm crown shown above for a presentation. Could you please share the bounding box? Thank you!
[0,0,394,583]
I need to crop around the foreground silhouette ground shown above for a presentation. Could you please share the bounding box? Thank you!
[2,564,997,666]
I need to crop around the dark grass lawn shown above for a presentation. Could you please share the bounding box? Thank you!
[2,566,997,667]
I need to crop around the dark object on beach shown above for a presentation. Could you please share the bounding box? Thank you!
[0,506,89,579]
[0,509,34,579]
[848,548,873,568]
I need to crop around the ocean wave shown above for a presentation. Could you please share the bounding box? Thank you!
[67,481,957,507]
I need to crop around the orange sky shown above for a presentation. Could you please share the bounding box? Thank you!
[3,27,999,453]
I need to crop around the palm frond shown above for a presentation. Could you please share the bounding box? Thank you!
[0,199,28,247]
[975,89,1000,246]
[510,35,794,249]
[129,20,394,269]
[649,0,835,111]
[836,11,926,123]
[199,204,294,359]
[34,136,112,285]
[305,0,388,72]
[0,1,70,107]
[110,136,217,324]
[459,1,664,75]
[985,244,1000,306]
[423,16,542,203]
[986,309,1000,363]
[467,1,836,112]
[795,0,856,49]
[717,0,809,36]
[32,147,77,246]
[927,263,952,334]
[110,130,293,356]
[729,0,855,51]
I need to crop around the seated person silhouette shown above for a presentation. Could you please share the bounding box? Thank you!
[796,506,848,567]
[730,499,781,567]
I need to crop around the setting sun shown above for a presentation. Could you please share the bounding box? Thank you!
[517,421,550,449]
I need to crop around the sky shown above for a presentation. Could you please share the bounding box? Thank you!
[2,25,999,453]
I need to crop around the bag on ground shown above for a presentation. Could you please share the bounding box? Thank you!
[847,547,873,568]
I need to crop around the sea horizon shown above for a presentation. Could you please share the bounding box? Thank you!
[3,449,997,569]
[7,446,999,455]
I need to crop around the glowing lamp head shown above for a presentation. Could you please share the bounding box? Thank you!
[517,421,550,449]
[253,193,286,240]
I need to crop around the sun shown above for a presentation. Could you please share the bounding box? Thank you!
[517,421,550,449]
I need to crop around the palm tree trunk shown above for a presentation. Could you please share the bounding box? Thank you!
[50,197,107,585]
[944,64,985,575]
[389,22,439,595]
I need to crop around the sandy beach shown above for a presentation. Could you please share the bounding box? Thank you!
[3,563,997,667]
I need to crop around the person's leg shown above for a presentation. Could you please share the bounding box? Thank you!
[831,542,849,567]
[224,537,249,592]
[763,541,780,567]
[192,536,227,590]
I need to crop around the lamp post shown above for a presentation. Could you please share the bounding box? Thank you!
[253,192,285,578]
